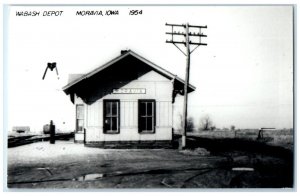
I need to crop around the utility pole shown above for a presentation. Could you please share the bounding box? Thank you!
[166,23,207,149]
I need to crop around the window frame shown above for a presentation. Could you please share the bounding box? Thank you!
[138,99,156,134]
[103,99,120,134]
[75,104,84,133]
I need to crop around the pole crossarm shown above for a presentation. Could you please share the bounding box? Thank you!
[166,41,186,45]
[166,32,207,37]
[189,42,207,46]
[166,23,207,29]
[166,40,207,46]
[165,23,186,27]
[188,24,207,28]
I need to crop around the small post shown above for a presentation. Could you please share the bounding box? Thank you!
[50,120,55,144]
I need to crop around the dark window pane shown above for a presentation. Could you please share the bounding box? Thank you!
[140,102,146,116]
[105,102,111,116]
[140,117,147,131]
[111,117,117,130]
[111,102,118,116]
[104,117,111,131]
[146,117,153,130]
[146,102,153,116]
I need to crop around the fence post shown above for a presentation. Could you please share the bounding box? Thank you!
[257,129,263,140]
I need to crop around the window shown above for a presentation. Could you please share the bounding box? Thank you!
[76,104,84,133]
[103,100,120,133]
[138,100,156,133]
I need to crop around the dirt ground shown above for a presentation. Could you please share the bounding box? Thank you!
[7,139,294,189]
[7,138,293,189]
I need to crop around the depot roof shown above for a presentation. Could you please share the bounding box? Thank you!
[63,50,195,95]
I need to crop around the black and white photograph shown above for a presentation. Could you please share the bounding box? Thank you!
[3,3,295,190]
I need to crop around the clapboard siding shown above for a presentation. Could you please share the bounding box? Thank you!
[156,101,172,127]
[87,101,102,127]
[122,101,138,128]
[76,70,174,142]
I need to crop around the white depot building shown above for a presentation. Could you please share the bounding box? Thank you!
[63,50,195,148]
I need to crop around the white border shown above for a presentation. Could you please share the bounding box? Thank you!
[1,0,298,194]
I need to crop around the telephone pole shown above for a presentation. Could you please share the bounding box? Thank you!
[165,23,207,149]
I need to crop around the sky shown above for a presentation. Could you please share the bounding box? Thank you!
[5,5,293,132]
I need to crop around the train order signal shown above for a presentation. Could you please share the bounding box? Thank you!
[42,62,59,80]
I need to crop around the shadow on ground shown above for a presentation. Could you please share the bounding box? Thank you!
[173,134,294,188]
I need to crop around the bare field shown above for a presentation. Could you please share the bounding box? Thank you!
[188,129,293,150]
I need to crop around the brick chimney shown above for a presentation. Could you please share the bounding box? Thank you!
[121,50,129,55]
